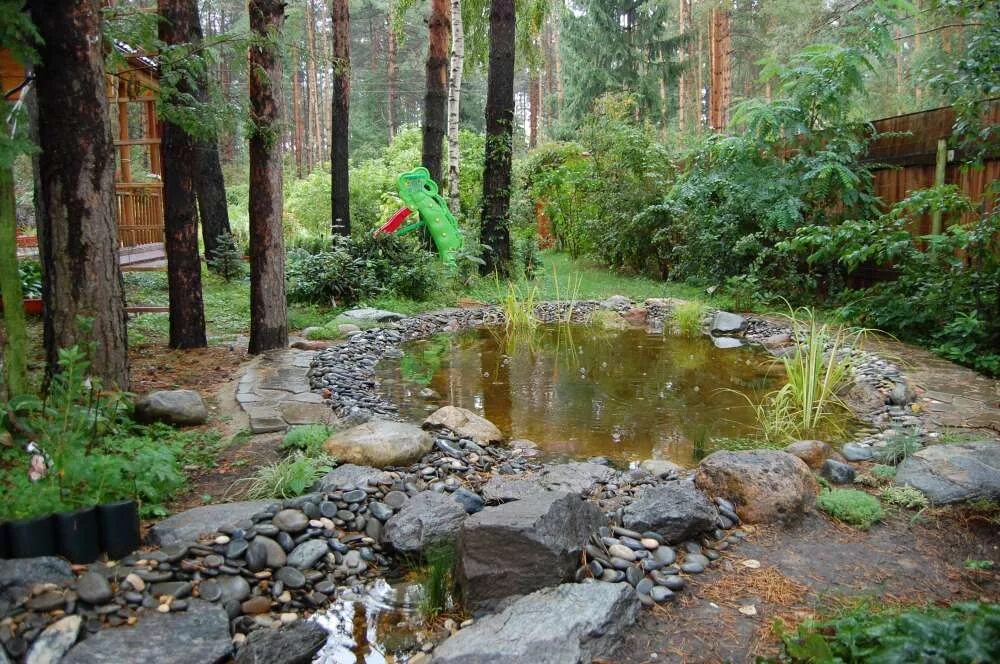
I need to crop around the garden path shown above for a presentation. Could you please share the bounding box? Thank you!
[234,346,335,433]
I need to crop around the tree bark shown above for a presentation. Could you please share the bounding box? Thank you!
[331,0,351,234]
[292,59,304,177]
[248,0,288,354]
[446,0,464,213]
[529,66,540,148]
[677,0,688,132]
[479,0,514,277]
[28,0,130,388]
[0,165,27,396]
[195,138,232,260]
[159,0,207,349]
[422,0,450,186]
[387,4,398,140]
[305,0,322,166]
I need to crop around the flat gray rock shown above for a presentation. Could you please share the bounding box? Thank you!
[458,491,605,612]
[433,583,639,664]
[148,500,279,546]
[481,475,547,503]
[134,389,208,426]
[712,336,744,349]
[383,491,468,553]
[622,479,718,543]
[312,463,389,492]
[341,308,404,322]
[538,462,619,496]
[0,557,74,610]
[234,620,328,664]
[25,615,81,664]
[896,441,1000,504]
[711,311,747,335]
[62,599,231,664]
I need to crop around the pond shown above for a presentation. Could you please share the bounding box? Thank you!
[376,325,800,466]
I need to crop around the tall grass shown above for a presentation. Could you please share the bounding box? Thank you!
[672,301,706,337]
[498,279,539,335]
[749,307,864,443]
[418,542,456,619]
[226,452,335,499]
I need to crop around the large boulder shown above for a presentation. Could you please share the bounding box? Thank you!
[134,390,208,426]
[710,311,746,335]
[323,419,433,468]
[538,462,619,496]
[481,475,547,503]
[622,480,718,544]
[312,463,389,493]
[148,500,280,546]
[0,557,74,612]
[63,599,231,664]
[340,308,404,323]
[383,491,468,554]
[234,620,328,664]
[896,441,1000,504]
[458,491,605,613]
[785,440,846,469]
[432,583,639,664]
[423,406,504,445]
[695,450,818,524]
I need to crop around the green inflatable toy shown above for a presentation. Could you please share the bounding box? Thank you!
[374,167,463,267]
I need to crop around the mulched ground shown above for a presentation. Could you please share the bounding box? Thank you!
[611,507,999,663]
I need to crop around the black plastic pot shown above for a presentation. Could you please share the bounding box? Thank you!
[97,500,140,560]
[0,521,8,559]
[8,514,56,558]
[56,507,101,564]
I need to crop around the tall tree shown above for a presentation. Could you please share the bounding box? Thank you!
[386,4,398,140]
[422,0,450,186]
[331,0,351,234]
[27,0,130,387]
[479,0,514,276]
[159,0,208,349]
[305,0,321,166]
[445,0,464,212]
[292,59,305,177]
[248,0,288,353]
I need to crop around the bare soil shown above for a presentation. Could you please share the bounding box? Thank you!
[611,508,999,663]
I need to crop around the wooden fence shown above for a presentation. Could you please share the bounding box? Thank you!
[866,99,999,232]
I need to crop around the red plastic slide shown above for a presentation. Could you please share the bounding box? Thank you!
[374,207,412,236]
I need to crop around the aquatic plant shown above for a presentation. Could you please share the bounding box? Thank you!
[672,301,706,337]
[498,279,539,335]
[418,542,457,619]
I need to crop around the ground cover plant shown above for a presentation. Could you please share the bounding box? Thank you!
[816,488,884,530]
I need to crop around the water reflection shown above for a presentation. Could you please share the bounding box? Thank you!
[313,581,427,663]
[377,325,792,466]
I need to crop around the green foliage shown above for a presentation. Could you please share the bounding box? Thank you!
[871,432,923,465]
[285,233,444,306]
[672,301,706,337]
[871,463,897,480]
[879,485,928,510]
[816,488,884,530]
[229,452,335,500]
[418,541,457,619]
[707,436,784,452]
[17,260,41,298]
[964,559,994,571]
[778,601,1000,663]
[207,233,247,282]
[281,424,332,456]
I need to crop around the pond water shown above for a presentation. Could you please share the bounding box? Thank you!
[313,580,429,663]
[376,325,794,466]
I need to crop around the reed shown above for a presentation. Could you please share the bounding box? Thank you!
[672,301,706,337]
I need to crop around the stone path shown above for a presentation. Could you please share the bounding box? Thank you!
[235,347,335,433]
[863,336,1000,434]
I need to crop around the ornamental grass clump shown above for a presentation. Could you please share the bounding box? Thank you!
[817,488,884,530]
[673,301,706,337]
[228,452,334,499]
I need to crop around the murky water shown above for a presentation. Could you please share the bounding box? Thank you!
[312,580,428,663]
[376,325,797,466]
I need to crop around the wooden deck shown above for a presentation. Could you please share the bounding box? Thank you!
[119,242,167,271]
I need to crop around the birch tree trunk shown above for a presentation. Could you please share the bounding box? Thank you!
[446,0,464,213]
[28,0,130,388]
[248,0,288,354]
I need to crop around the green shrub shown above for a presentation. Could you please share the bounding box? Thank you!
[879,485,929,510]
[18,260,42,298]
[229,452,335,499]
[207,232,247,281]
[281,424,332,456]
[871,463,897,479]
[779,601,1000,663]
[816,488,884,530]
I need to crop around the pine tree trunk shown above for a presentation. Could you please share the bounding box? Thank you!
[331,0,351,234]
[0,165,27,396]
[305,0,322,166]
[28,0,129,388]
[529,66,540,148]
[248,0,288,354]
[446,0,464,213]
[195,138,232,259]
[293,61,304,177]
[320,10,333,160]
[677,0,688,132]
[423,0,450,186]
[159,0,207,349]
[479,0,514,277]
[387,5,398,140]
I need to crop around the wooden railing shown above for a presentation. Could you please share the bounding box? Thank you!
[116,182,164,247]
